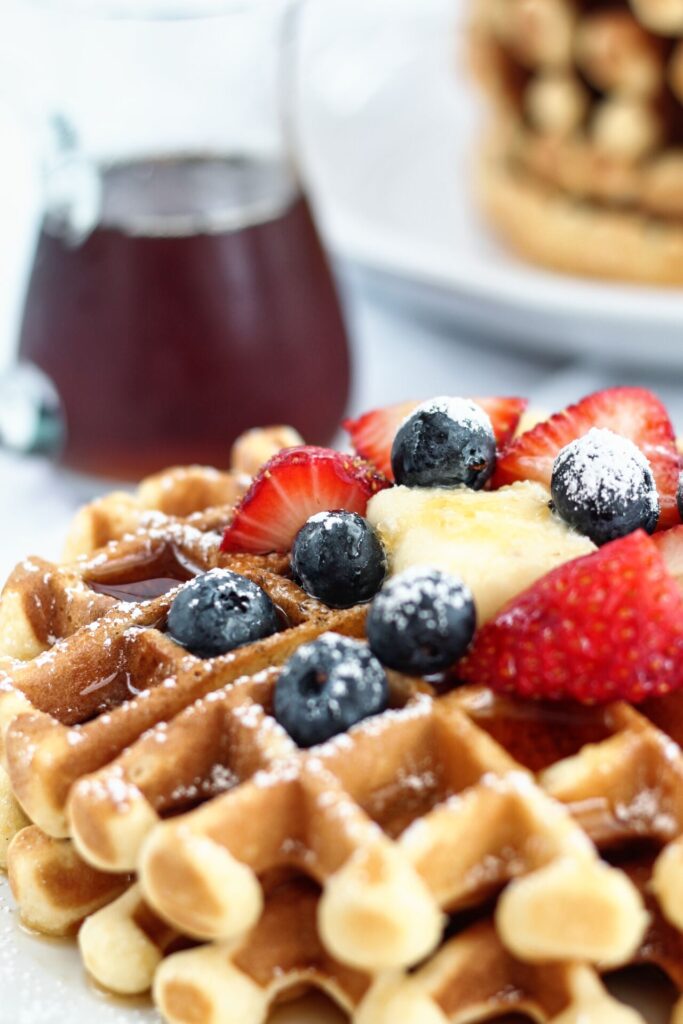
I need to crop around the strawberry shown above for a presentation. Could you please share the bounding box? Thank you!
[493,387,680,529]
[475,396,530,450]
[342,396,527,480]
[221,446,390,554]
[342,400,417,478]
[458,531,683,704]
[653,525,683,588]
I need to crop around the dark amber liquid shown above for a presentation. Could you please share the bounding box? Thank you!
[18,158,351,480]
[85,540,200,601]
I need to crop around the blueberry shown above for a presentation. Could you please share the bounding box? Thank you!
[391,396,496,490]
[273,633,388,747]
[367,567,476,675]
[167,569,280,658]
[291,511,387,609]
[678,470,683,522]
[550,428,659,546]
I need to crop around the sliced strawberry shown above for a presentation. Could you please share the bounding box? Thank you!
[493,387,680,529]
[458,531,683,704]
[342,400,416,478]
[475,396,529,450]
[221,446,390,554]
[653,525,683,590]
[343,396,528,481]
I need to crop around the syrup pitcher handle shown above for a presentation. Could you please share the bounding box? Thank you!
[0,364,65,457]
[0,114,100,458]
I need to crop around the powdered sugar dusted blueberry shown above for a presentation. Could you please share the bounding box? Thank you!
[291,510,387,608]
[391,396,496,490]
[367,566,476,675]
[551,427,659,545]
[273,632,388,747]
[167,568,280,658]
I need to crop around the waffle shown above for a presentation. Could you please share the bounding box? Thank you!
[0,761,28,868]
[88,867,676,1024]
[151,885,644,1024]
[355,859,683,1024]
[0,427,327,888]
[72,670,683,1008]
[476,138,683,286]
[136,684,646,975]
[468,0,683,283]
[7,825,129,936]
[2,601,654,1006]
[452,686,683,927]
[0,424,301,663]
[1,421,681,1024]
[132,685,683,1023]
[0,425,388,950]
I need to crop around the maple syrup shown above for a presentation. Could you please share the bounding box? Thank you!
[84,540,200,603]
[18,157,351,480]
[87,577,186,603]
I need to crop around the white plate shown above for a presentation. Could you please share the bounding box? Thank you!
[301,0,683,368]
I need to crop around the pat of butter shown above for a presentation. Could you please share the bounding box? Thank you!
[366,480,595,623]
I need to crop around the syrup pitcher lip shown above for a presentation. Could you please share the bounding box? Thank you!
[0,362,65,457]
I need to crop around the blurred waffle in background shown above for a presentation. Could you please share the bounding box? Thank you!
[469,0,683,284]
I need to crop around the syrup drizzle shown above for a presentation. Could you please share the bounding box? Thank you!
[85,542,200,603]
[88,577,184,602]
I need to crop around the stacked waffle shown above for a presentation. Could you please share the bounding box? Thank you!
[3,401,683,1023]
[470,0,683,283]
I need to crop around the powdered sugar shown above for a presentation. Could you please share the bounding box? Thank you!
[371,565,472,637]
[402,395,494,435]
[293,632,370,683]
[169,762,240,804]
[553,428,658,518]
[614,787,678,838]
[306,510,338,528]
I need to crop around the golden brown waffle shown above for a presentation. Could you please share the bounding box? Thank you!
[136,684,647,976]
[0,559,366,842]
[77,862,678,1021]
[67,666,296,874]
[7,826,129,936]
[357,875,683,1024]
[153,890,636,1024]
[64,668,683,1007]
[0,425,349,935]
[477,138,683,285]
[469,0,683,283]
[452,684,683,940]
[3,658,420,945]
[8,658,652,995]
[0,425,301,662]
[0,421,680,1023]
[62,855,683,1024]
[0,759,28,868]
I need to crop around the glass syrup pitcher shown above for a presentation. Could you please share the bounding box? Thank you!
[3,0,351,479]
